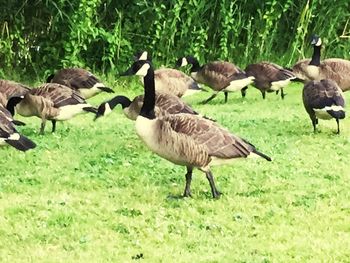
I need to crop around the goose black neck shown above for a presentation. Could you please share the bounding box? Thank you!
[140,69,156,119]
[189,58,201,72]
[309,45,321,66]
[109,95,131,109]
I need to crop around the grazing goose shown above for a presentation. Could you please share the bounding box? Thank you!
[133,51,202,97]
[95,92,199,121]
[121,60,271,198]
[303,79,346,134]
[292,35,350,92]
[47,68,114,99]
[0,105,36,151]
[176,56,254,104]
[7,83,97,134]
[245,62,297,99]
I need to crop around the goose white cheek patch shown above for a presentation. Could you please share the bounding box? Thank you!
[135,63,150,77]
[139,51,148,61]
[316,38,322,46]
[181,58,188,67]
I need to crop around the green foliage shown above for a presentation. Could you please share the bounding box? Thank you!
[0,0,349,79]
[0,83,349,261]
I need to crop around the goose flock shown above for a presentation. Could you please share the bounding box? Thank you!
[0,35,348,198]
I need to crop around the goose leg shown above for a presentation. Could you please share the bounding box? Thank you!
[201,92,218,104]
[40,119,46,135]
[183,167,193,197]
[51,120,57,133]
[336,119,340,134]
[261,91,266,99]
[224,92,228,103]
[311,117,317,133]
[205,170,221,199]
[241,87,248,98]
[280,88,285,100]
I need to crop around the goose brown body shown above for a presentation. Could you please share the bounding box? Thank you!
[151,68,201,97]
[13,83,96,134]
[48,68,114,98]
[0,105,36,151]
[302,79,345,133]
[177,56,254,103]
[245,62,296,99]
[122,60,271,198]
[0,79,31,104]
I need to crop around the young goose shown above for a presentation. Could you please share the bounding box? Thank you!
[292,35,350,92]
[245,62,297,99]
[121,60,271,199]
[175,56,254,104]
[47,68,114,99]
[303,79,345,134]
[7,83,97,134]
[95,92,199,121]
[0,105,36,151]
[133,51,202,97]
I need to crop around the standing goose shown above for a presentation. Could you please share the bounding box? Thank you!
[95,92,200,121]
[244,62,297,99]
[292,35,350,92]
[303,79,346,134]
[133,51,202,97]
[47,68,114,99]
[7,83,97,134]
[176,56,254,104]
[121,60,271,198]
[0,105,36,151]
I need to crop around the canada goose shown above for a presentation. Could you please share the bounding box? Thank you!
[7,83,97,134]
[175,56,255,104]
[121,60,271,198]
[133,51,202,97]
[0,105,36,151]
[0,79,31,103]
[244,62,297,99]
[292,35,350,92]
[303,79,346,134]
[47,68,114,99]
[95,92,199,121]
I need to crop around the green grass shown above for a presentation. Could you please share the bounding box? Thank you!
[0,80,350,262]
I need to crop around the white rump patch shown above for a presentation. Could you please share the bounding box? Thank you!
[8,133,20,140]
[104,103,113,116]
[56,103,91,120]
[181,57,188,67]
[135,63,150,77]
[270,79,291,91]
[314,105,344,120]
[224,76,255,92]
[139,51,148,61]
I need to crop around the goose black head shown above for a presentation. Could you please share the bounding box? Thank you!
[120,60,153,77]
[175,56,199,70]
[94,102,108,121]
[133,51,152,62]
[310,35,322,46]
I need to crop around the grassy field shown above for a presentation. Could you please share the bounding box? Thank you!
[0,79,349,262]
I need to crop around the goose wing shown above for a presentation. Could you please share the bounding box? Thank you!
[0,79,31,99]
[31,83,86,108]
[165,114,254,159]
[303,79,345,110]
[52,68,101,89]
[155,93,198,115]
